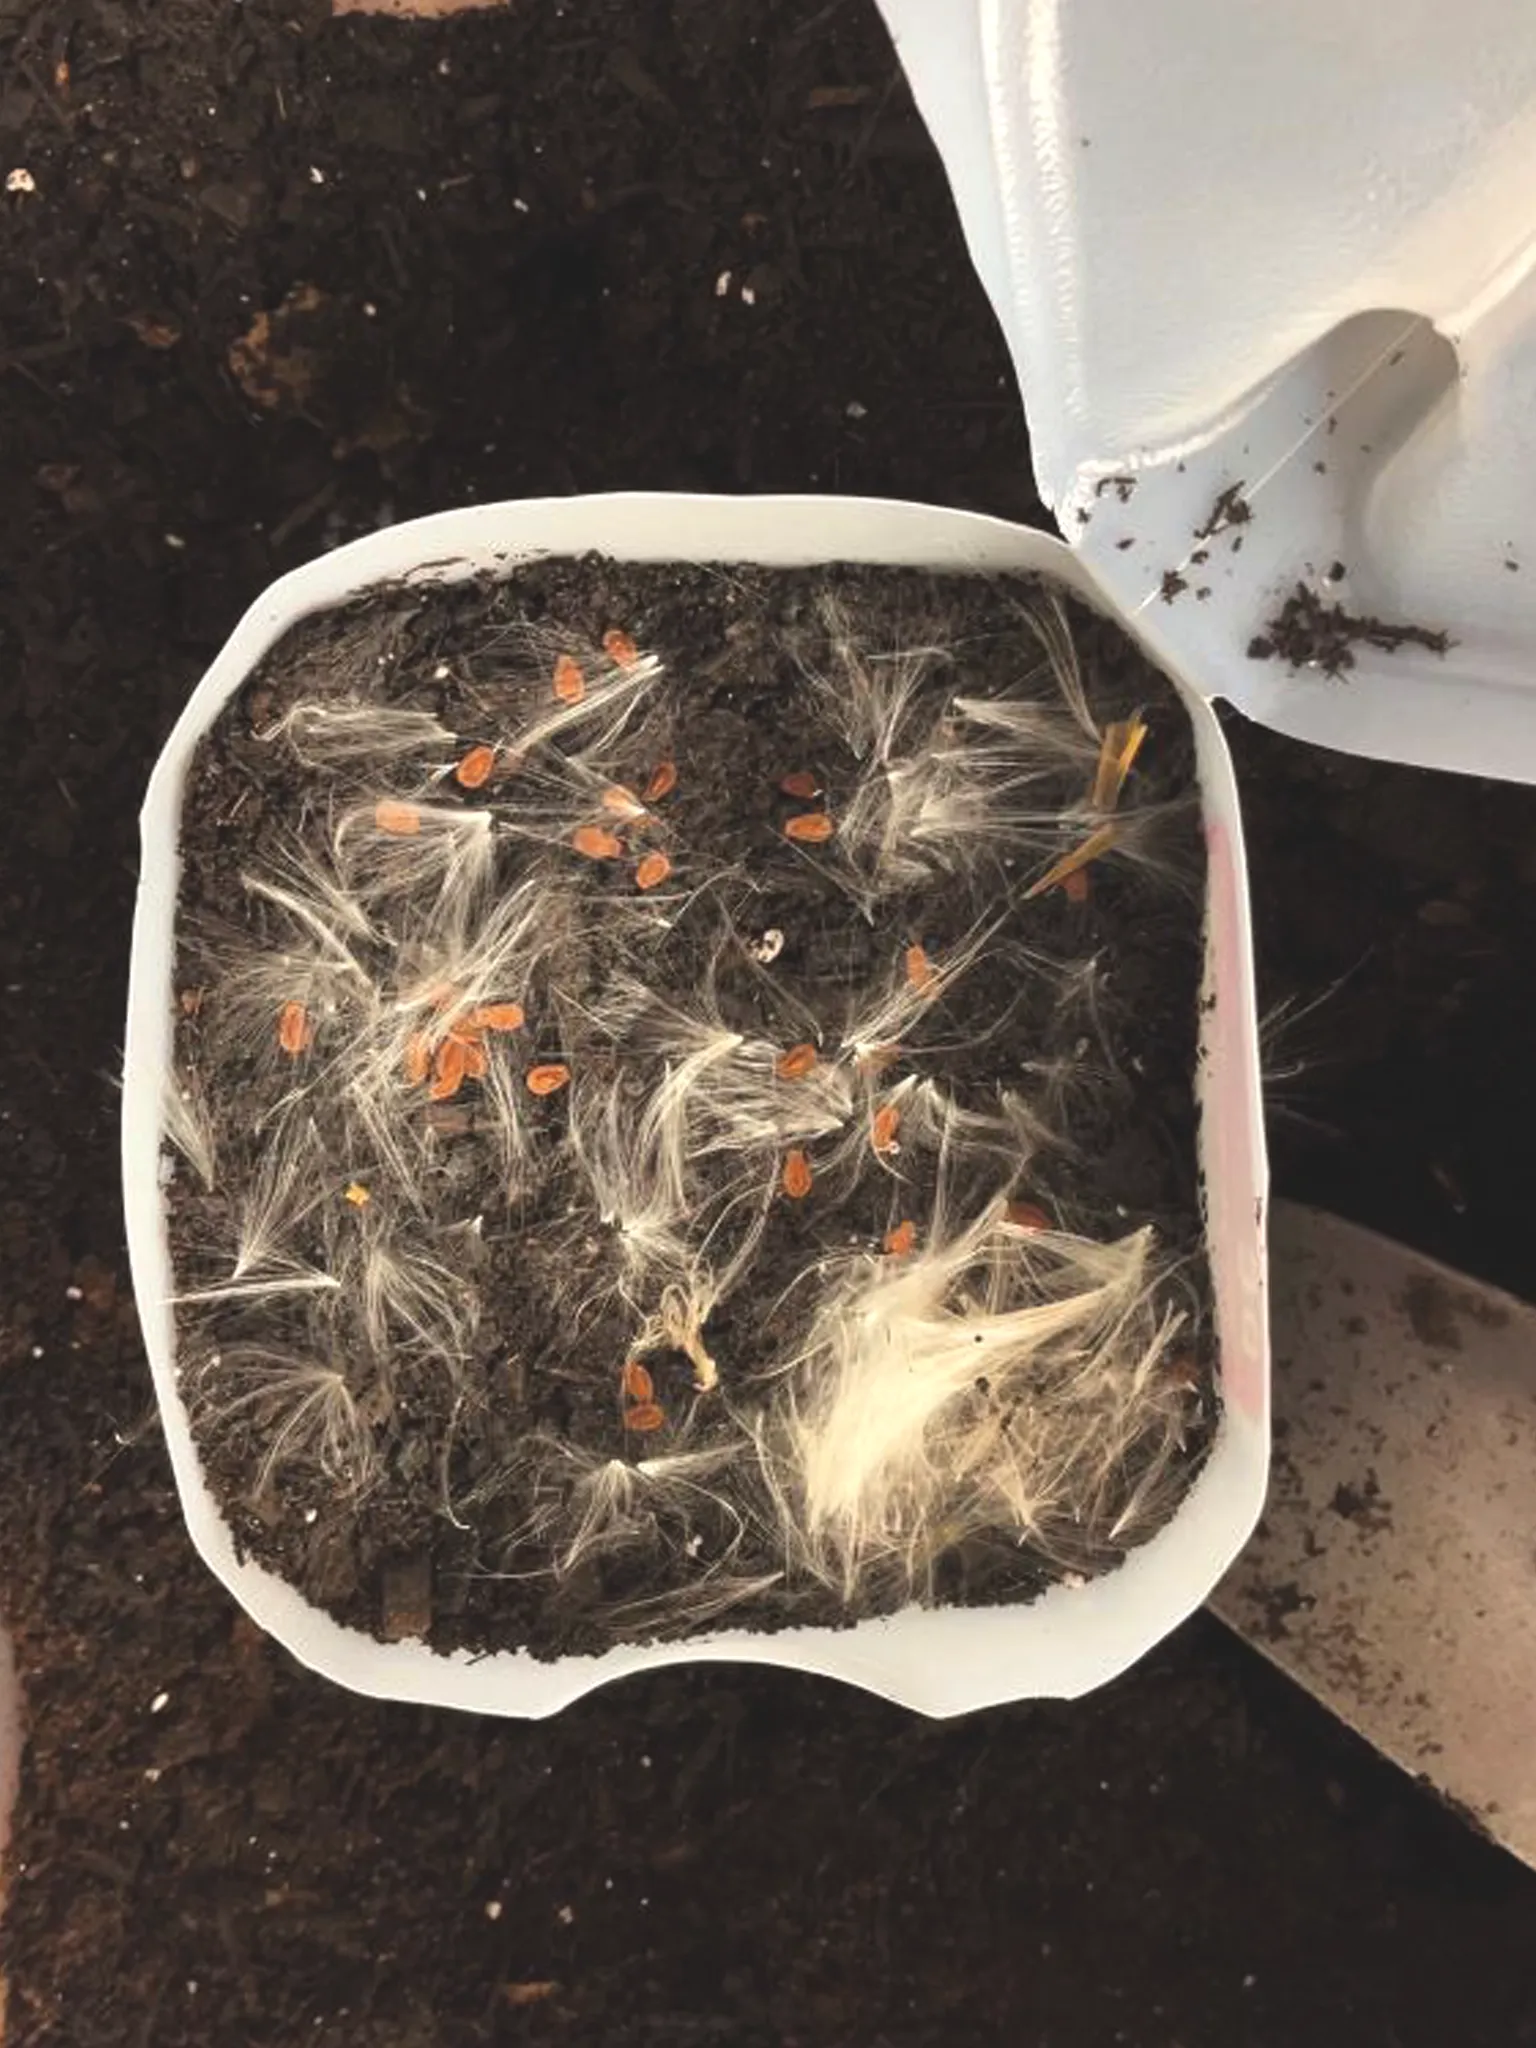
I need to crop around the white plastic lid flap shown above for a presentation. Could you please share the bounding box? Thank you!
[880,0,1536,783]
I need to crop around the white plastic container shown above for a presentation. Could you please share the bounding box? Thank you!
[123,492,1267,1718]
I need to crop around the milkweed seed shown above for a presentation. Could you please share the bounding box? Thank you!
[1004,1200,1051,1233]
[572,825,624,860]
[430,1036,467,1102]
[374,799,421,836]
[526,1063,572,1097]
[871,1104,901,1156]
[468,1003,525,1032]
[775,1043,818,1081]
[905,942,937,995]
[455,745,496,789]
[784,811,834,844]
[277,1001,312,1055]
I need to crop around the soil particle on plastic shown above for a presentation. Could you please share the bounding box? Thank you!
[1247,582,1453,676]
[1194,484,1252,540]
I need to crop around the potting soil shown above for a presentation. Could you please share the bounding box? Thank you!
[170,559,1210,1655]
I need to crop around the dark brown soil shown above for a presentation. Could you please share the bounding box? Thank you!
[1247,579,1453,675]
[171,560,1208,1654]
[1192,484,1252,542]
[3,2,1536,2044]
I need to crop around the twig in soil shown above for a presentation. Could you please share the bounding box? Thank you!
[1024,822,1119,900]
[1090,716,1148,813]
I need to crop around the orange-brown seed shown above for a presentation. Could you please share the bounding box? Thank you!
[277,1000,312,1056]
[455,744,496,789]
[905,942,937,996]
[553,654,585,705]
[621,1360,655,1403]
[374,799,421,836]
[781,1148,813,1199]
[1004,1200,1051,1233]
[780,769,820,800]
[883,1219,917,1257]
[601,783,645,818]
[462,1041,489,1081]
[404,1032,432,1084]
[624,1400,666,1433]
[775,1042,818,1082]
[572,824,625,860]
[468,1002,525,1033]
[430,1036,467,1102]
[603,628,640,667]
[526,1063,571,1097]
[871,1104,901,1156]
[643,759,678,801]
[635,850,672,891]
[784,811,835,844]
